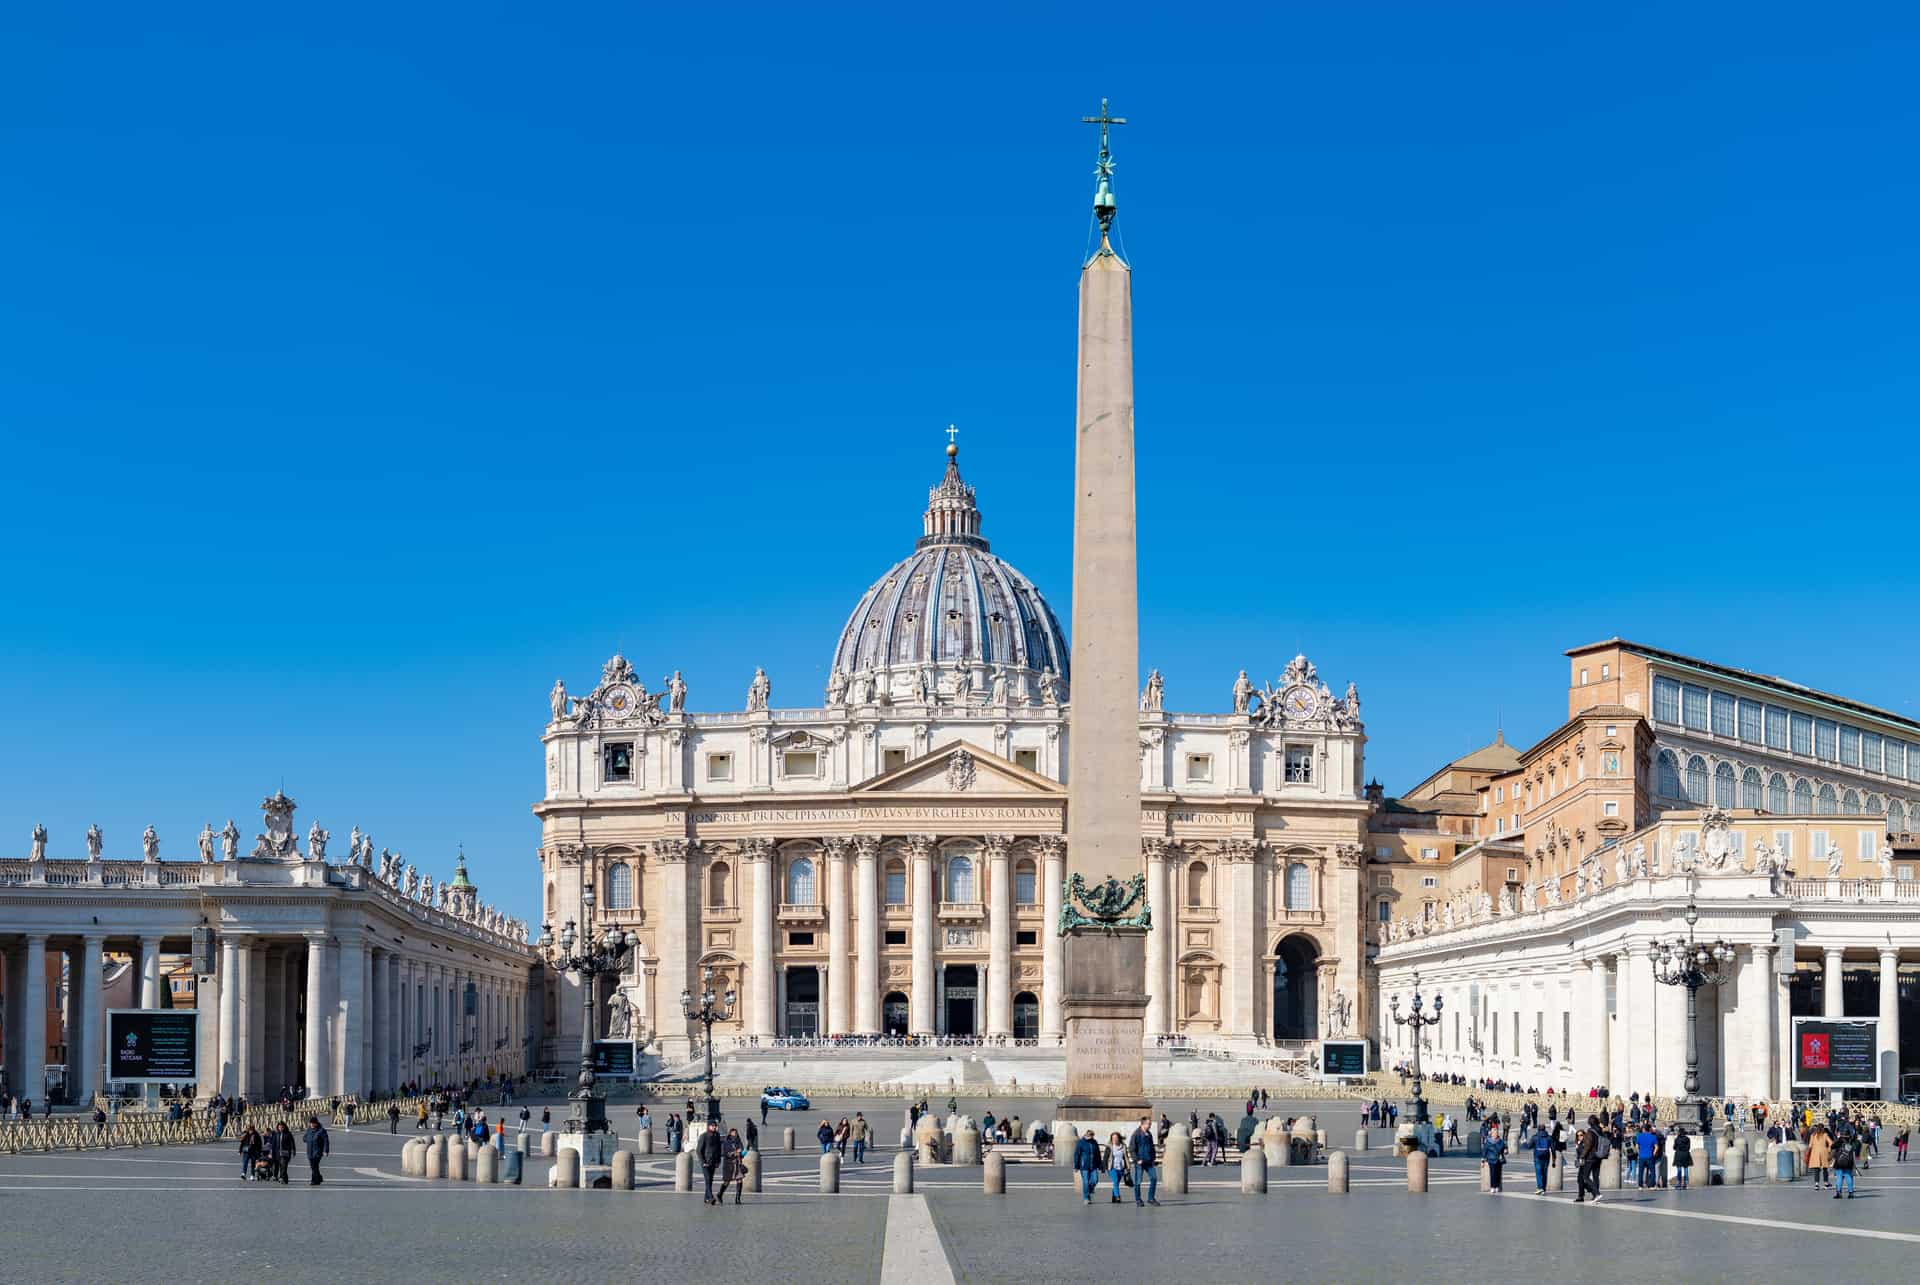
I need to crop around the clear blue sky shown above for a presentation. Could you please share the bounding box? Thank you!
[4,4,1917,928]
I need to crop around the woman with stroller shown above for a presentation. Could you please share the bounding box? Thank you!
[237,1125,264,1180]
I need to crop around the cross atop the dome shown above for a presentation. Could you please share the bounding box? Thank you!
[946,424,959,446]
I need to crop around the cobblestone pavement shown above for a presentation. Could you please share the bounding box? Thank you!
[7,1094,1920,1282]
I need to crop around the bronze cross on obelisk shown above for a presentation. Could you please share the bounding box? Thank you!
[1081,97,1126,162]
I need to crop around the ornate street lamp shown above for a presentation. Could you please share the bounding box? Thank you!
[1389,971,1443,1125]
[681,965,737,1128]
[539,879,639,1136]
[1650,895,1734,1133]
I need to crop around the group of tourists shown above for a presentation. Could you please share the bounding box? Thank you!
[813,1113,872,1161]
[1070,1116,1163,1207]
[234,1116,330,1185]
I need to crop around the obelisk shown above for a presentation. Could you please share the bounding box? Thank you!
[1057,99,1151,1125]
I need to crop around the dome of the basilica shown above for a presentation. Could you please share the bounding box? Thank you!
[827,444,1068,698]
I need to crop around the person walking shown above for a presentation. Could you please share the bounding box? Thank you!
[1106,1131,1130,1204]
[745,1117,759,1154]
[274,1122,296,1184]
[1673,1126,1693,1189]
[667,1112,684,1155]
[718,1127,747,1205]
[1807,1123,1833,1190]
[1482,1122,1508,1194]
[697,1121,724,1204]
[1073,1129,1103,1205]
[301,1115,330,1186]
[1634,1123,1657,1189]
[835,1117,851,1156]
[761,1096,770,1126]
[416,1101,429,1132]
[817,1119,835,1154]
[238,1125,262,1181]
[1895,1127,1910,1162]
[1574,1119,1604,1204]
[1530,1122,1554,1194]
[851,1112,869,1164]
[1833,1128,1858,1199]
[1129,1115,1160,1207]
[387,1102,400,1134]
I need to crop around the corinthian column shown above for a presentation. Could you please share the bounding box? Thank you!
[1039,836,1065,1040]
[1143,839,1169,1038]
[825,837,852,1037]
[909,835,936,1037]
[743,839,775,1038]
[1223,839,1258,1039]
[986,835,1013,1038]
[854,836,881,1035]
[654,840,693,1057]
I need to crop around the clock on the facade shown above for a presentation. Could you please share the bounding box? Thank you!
[1281,684,1318,720]
[602,684,637,719]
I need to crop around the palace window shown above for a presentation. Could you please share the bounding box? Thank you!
[1816,720,1838,761]
[1187,861,1209,907]
[1743,767,1764,810]
[1580,668,1589,684]
[1421,875,1438,889]
[885,929,907,946]
[1377,899,1391,922]
[708,861,730,908]
[1888,740,1907,781]
[1739,700,1764,744]
[782,751,820,778]
[1602,664,1610,679]
[1793,780,1813,814]
[1863,733,1884,773]
[884,859,907,906]
[1682,684,1709,730]
[1186,753,1213,784]
[1604,801,1619,816]
[1790,714,1813,757]
[1016,930,1038,947]
[786,856,817,904]
[1841,726,1861,767]
[1656,750,1681,799]
[1653,677,1681,724]
[1889,800,1907,833]
[1843,790,1861,816]
[1819,783,1838,813]
[1714,762,1736,808]
[706,753,733,783]
[1284,745,1314,784]
[602,742,634,783]
[1014,859,1037,905]
[945,855,976,902]
[606,861,634,910]
[1014,748,1039,772]
[1769,773,1789,813]
[1865,794,1882,816]
[788,931,815,947]
[1712,692,1737,738]
[1285,862,1312,910]
[1686,754,1709,802]
[1766,706,1788,750]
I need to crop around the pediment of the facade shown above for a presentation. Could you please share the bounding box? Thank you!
[850,741,1065,797]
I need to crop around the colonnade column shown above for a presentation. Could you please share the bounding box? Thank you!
[1608,949,1631,1092]
[1143,840,1168,1038]
[138,937,162,1009]
[218,935,242,1097]
[304,933,331,1098]
[1224,841,1258,1037]
[245,943,265,1097]
[854,836,881,1036]
[1576,957,1607,1090]
[282,946,302,1089]
[1880,947,1901,1097]
[986,835,1012,1039]
[745,842,775,1037]
[1741,943,1774,1100]
[23,937,47,1103]
[1823,947,1845,1016]
[369,951,388,1096]
[909,836,935,1038]
[826,837,851,1037]
[261,949,286,1096]
[74,935,104,1103]
[387,954,402,1092]
[1039,837,1064,1040]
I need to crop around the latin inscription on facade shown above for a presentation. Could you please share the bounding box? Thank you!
[691,806,1059,825]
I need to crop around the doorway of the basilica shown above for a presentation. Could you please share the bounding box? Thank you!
[942,964,977,1037]
[1273,935,1319,1042]
[882,992,909,1037]
[785,966,820,1038]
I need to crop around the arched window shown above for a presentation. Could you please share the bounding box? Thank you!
[1889,800,1907,834]
[1865,794,1882,816]
[1769,774,1789,813]
[945,855,975,903]
[1686,756,1709,804]
[1657,751,1681,799]
[606,862,633,910]
[708,860,730,908]
[546,881,555,917]
[1742,767,1764,810]
[884,858,907,906]
[1793,780,1813,814]
[1819,783,1838,813]
[786,856,816,905]
[1843,790,1861,816]
[1013,859,1037,905]
[1285,862,1312,910]
[1186,861,1209,907]
[1714,762,1736,808]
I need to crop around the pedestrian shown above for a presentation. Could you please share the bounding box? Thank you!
[745,1117,759,1154]
[1130,1115,1160,1207]
[388,1102,401,1134]
[851,1112,869,1163]
[301,1115,330,1185]
[817,1118,835,1154]
[1482,1122,1508,1193]
[718,1127,747,1205]
[762,1096,770,1125]
[1530,1122,1554,1194]
[1673,1126,1693,1189]
[416,1101,429,1131]
[519,1105,531,1134]
[1106,1130,1130,1204]
[275,1121,296,1184]
[1235,1106,1258,1156]
[668,1112,684,1155]
[1807,1123,1833,1189]
[835,1116,851,1156]
[541,1106,551,1131]
[697,1121,724,1203]
[238,1125,262,1180]
[1833,1129,1858,1200]
[1074,1129,1103,1204]
[1574,1119,1604,1204]
[1896,1128,1910,1162]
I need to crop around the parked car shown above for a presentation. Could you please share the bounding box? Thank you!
[760,1086,810,1111]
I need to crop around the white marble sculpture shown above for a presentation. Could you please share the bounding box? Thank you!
[1140,669,1164,711]
[198,823,216,863]
[307,823,329,861]
[1232,670,1253,714]
[86,824,103,861]
[221,819,239,861]
[667,670,687,713]
[1881,841,1896,880]
[746,667,770,711]
[1827,842,1844,878]
[550,679,568,723]
[30,823,47,862]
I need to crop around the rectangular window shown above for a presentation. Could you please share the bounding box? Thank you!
[1738,700,1764,743]
[1815,719,1838,761]
[1766,706,1789,750]
[1375,872,1392,888]
[782,750,820,778]
[1420,847,1439,860]
[1789,713,1813,756]
[1014,867,1037,904]
[1563,1011,1572,1063]
[1900,867,1915,882]
[602,742,634,783]
[884,929,907,946]
[1888,740,1907,780]
[1841,726,1861,766]
[1682,684,1710,731]
[1495,817,1504,834]
[787,931,815,947]
[706,752,734,782]
[1579,668,1589,684]
[1284,745,1314,784]
[1377,900,1391,922]
[1185,753,1213,783]
[1421,875,1438,889]
[1016,929,1038,946]
[885,869,907,905]
[1774,831,1792,866]
[1811,831,1828,868]
[883,747,908,772]
[1603,801,1619,816]
[1652,676,1681,724]
[1375,845,1391,858]
[1506,867,1519,882]
[1711,692,1737,738]
[1013,748,1039,772]
[1863,733,1883,773]
[1605,724,1618,737]
[1602,664,1610,680]
[1495,786,1504,803]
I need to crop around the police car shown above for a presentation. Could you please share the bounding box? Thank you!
[760,1086,810,1111]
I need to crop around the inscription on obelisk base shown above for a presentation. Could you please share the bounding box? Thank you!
[1058,930,1151,1120]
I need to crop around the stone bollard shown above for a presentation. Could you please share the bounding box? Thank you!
[1599,1154,1621,1189]
[1165,1125,1190,1196]
[894,1150,914,1194]
[1407,1151,1429,1193]
[518,1130,532,1156]
[1315,1129,1327,1149]
[466,1137,481,1166]
[1328,1149,1349,1193]
[675,1150,693,1192]
[448,1141,469,1181]
[953,1121,982,1167]
[541,1130,555,1158]
[503,1148,524,1185]
[820,1151,840,1194]
[1724,1146,1745,1186]
[611,1150,634,1190]
[1354,1127,1369,1153]
[477,1145,500,1184]
[784,1127,796,1152]
[1766,1143,1795,1182]
[425,1137,446,1179]
[637,1126,652,1155]
[1547,1157,1564,1192]
[402,1138,425,1175]
[555,1147,580,1189]
[1263,1122,1289,1170]
[915,1118,943,1166]
[984,1152,1006,1195]
[1479,1160,1492,1192]
[1746,1134,1767,1165]
[1240,1147,1267,1194]
[900,1126,912,1149]
[746,1148,763,1193]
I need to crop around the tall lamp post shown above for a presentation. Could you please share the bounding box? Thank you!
[1389,971,1443,1125]
[539,881,639,1136]
[681,966,737,1128]
[1650,895,1733,1133]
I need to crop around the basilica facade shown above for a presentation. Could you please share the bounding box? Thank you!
[533,447,1372,1061]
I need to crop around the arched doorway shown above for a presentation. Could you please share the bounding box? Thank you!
[1012,992,1039,1040]
[1273,935,1320,1041]
[882,991,909,1037]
